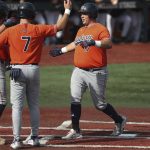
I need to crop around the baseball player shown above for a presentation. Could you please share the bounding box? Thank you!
[0,1,72,149]
[0,0,17,144]
[50,2,127,139]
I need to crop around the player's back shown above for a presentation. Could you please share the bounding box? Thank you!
[4,23,56,64]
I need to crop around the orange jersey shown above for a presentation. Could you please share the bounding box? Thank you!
[74,23,110,68]
[0,24,57,64]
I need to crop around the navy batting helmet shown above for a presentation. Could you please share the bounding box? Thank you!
[0,0,9,19]
[18,2,36,19]
[79,3,98,19]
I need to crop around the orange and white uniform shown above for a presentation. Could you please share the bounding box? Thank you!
[71,23,110,110]
[61,2,126,138]
[0,23,57,140]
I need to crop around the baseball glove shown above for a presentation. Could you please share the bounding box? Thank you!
[80,39,95,48]
[3,18,17,27]
[49,48,63,57]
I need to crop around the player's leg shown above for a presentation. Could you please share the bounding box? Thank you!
[0,63,7,118]
[23,65,40,146]
[0,63,7,145]
[88,67,126,136]
[10,67,25,148]
[62,67,86,139]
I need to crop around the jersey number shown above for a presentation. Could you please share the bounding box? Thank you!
[21,36,31,52]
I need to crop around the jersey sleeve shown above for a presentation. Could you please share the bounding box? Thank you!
[98,26,110,40]
[38,24,57,37]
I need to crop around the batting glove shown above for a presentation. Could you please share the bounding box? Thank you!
[49,48,63,57]
[10,68,21,82]
[3,18,17,27]
[80,39,95,48]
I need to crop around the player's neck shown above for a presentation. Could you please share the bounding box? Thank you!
[86,20,96,27]
[20,19,32,24]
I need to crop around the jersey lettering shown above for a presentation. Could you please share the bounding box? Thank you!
[75,35,93,52]
[74,35,93,45]
[21,36,31,52]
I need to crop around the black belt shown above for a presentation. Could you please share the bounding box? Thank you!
[79,67,102,72]
[12,63,38,65]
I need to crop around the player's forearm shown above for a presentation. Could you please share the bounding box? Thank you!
[61,42,75,53]
[56,13,70,31]
[56,0,72,31]
[100,39,112,49]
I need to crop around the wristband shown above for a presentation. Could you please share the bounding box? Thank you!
[95,41,102,47]
[65,9,71,15]
[61,47,68,53]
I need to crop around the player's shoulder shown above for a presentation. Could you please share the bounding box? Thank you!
[94,23,107,30]
[33,24,54,30]
[79,23,107,30]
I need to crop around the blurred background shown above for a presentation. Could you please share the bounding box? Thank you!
[4,0,150,45]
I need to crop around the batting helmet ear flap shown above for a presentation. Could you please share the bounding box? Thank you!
[79,3,98,19]
[18,2,36,20]
[0,0,9,19]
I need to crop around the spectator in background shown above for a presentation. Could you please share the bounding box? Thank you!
[127,0,143,42]
[34,11,46,25]
[109,0,132,43]
[95,0,112,41]
[95,0,143,43]
[94,0,132,43]
[44,0,64,44]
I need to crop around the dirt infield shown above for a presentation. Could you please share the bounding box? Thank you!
[1,43,150,149]
[0,107,150,150]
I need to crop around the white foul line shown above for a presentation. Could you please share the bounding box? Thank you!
[46,144,150,149]
[80,120,150,125]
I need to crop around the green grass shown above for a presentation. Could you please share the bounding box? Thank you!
[6,63,150,108]
[106,63,150,107]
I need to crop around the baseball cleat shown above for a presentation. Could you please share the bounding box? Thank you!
[111,116,127,136]
[10,138,21,149]
[0,137,6,145]
[62,129,82,140]
[23,135,40,146]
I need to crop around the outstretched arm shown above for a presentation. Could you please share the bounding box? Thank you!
[56,0,72,31]
[49,42,75,57]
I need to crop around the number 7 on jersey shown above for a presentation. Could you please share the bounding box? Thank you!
[21,36,31,52]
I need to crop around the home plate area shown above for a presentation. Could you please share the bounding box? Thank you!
[37,119,150,149]
[0,119,150,149]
